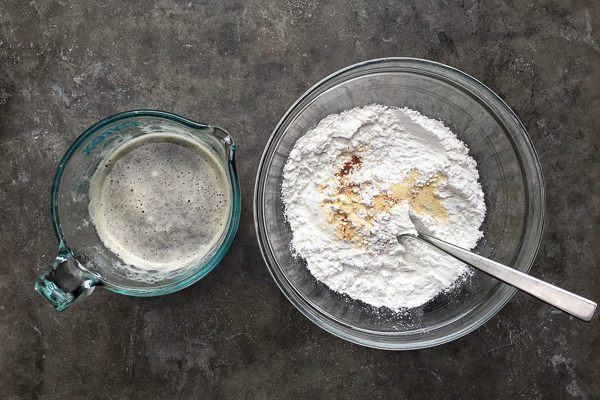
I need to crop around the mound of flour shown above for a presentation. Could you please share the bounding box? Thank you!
[281,105,486,310]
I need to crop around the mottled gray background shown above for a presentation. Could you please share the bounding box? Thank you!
[1,0,599,399]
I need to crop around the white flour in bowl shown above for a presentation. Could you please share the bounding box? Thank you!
[281,105,486,310]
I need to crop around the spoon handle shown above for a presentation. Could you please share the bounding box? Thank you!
[412,233,596,322]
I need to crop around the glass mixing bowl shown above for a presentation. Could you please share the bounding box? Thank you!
[254,58,545,350]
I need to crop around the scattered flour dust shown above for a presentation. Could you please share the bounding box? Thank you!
[281,105,486,310]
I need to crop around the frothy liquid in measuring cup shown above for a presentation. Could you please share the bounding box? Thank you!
[88,132,232,272]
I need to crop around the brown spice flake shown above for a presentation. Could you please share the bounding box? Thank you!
[336,155,362,177]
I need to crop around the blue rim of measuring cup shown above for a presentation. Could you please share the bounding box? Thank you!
[51,110,241,296]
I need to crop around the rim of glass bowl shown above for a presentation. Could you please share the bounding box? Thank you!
[254,58,545,349]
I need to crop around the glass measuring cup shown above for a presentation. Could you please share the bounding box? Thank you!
[36,110,241,311]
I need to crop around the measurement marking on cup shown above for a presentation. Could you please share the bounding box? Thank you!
[81,121,139,156]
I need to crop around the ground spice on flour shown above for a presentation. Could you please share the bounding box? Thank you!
[281,105,486,310]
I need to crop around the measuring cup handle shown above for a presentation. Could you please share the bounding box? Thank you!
[35,251,99,311]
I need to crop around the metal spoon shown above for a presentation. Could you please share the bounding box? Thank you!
[403,232,597,321]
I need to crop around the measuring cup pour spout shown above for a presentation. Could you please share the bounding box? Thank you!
[36,251,99,311]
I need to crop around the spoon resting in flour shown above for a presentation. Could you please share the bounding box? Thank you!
[404,231,596,321]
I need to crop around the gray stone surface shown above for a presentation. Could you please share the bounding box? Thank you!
[1,0,599,398]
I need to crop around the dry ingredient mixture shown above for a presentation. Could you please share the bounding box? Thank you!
[281,105,486,310]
